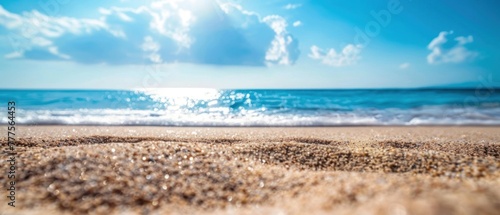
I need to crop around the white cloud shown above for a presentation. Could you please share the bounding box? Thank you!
[219,2,261,18]
[309,44,362,67]
[140,2,195,49]
[399,62,410,69]
[263,15,300,66]
[218,2,263,31]
[98,8,112,15]
[0,3,196,61]
[264,15,287,34]
[284,4,302,10]
[0,2,300,66]
[221,3,300,66]
[141,36,162,63]
[0,1,201,59]
[292,21,302,27]
[48,46,70,59]
[0,5,110,59]
[4,51,23,59]
[427,31,477,64]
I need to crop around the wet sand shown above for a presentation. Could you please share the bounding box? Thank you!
[1,126,500,214]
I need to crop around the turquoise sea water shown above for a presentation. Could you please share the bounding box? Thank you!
[1,89,499,126]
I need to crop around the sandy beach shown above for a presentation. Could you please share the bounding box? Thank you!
[1,126,499,214]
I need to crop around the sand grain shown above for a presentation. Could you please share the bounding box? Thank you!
[1,126,499,214]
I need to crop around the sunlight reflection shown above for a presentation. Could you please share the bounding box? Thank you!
[137,88,223,111]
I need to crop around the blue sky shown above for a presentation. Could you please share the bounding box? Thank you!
[0,0,499,89]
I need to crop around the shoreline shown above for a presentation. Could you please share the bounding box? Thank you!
[1,126,499,214]
[4,124,500,127]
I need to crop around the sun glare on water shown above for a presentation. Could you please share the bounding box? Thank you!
[138,88,222,105]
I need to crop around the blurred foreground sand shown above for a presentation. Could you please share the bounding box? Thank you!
[1,126,499,214]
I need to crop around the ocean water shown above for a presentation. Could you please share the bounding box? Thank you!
[1,89,499,126]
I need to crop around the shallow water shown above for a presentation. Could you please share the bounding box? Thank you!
[1,88,499,126]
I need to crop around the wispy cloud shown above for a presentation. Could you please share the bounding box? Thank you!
[292,21,302,27]
[399,62,410,69]
[427,31,477,64]
[309,44,362,67]
[141,36,162,63]
[284,4,302,10]
[0,5,110,60]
